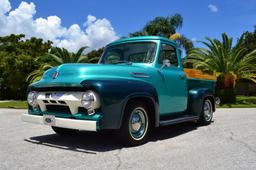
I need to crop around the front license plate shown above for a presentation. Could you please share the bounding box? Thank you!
[49,92,64,99]
[43,115,56,126]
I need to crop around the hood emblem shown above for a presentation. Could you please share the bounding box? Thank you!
[52,71,58,79]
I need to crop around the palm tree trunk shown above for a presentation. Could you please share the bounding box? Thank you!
[216,88,236,105]
[216,74,237,104]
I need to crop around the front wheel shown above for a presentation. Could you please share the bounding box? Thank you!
[118,101,150,146]
[198,98,213,125]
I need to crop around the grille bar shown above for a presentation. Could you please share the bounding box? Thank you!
[46,105,71,114]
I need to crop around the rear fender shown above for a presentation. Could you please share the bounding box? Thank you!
[188,88,215,116]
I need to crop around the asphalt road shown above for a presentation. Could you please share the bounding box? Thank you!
[0,108,256,170]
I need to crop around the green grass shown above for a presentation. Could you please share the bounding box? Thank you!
[217,104,256,108]
[236,95,256,102]
[0,101,27,109]
[217,95,256,108]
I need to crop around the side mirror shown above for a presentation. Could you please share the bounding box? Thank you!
[158,59,171,71]
[163,59,171,67]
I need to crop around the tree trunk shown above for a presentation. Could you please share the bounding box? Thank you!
[216,74,237,104]
[216,88,236,105]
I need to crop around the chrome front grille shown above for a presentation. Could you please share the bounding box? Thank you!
[36,92,84,114]
[42,100,66,105]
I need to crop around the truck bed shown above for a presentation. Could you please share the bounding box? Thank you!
[184,68,216,91]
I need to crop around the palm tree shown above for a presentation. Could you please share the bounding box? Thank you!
[48,46,88,64]
[129,13,193,52]
[144,14,183,37]
[26,63,52,83]
[26,46,88,83]
[186,33,256,104]
[86,47,104,63]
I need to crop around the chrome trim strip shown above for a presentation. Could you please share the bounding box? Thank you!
[159,116,199,126]
[131,72,150,78]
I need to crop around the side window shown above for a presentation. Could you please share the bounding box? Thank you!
[158,44,178,67]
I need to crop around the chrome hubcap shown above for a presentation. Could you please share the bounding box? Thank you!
[204,99,213,121]
[129,107,148,140]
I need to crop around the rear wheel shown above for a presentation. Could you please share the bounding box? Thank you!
[118,101,150,146]
[198,98,213,125]
[52,126,78,136]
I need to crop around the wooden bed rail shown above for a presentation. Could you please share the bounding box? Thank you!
[183,68,216,81]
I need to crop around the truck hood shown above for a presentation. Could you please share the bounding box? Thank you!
[31,63,152,88]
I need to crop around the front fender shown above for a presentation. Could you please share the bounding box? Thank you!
[81,79,159,129]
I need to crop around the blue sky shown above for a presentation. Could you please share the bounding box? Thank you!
[4,0,256,50]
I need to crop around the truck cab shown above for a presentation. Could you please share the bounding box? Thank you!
[22,36,216,146]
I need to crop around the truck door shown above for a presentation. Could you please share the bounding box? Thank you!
[158,43,188,115]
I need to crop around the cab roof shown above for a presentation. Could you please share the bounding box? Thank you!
[107,36,178,47]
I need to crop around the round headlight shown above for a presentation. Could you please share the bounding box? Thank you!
[81,91,100,109]
[27,91,38,106]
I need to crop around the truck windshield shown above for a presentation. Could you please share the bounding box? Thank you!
[100,42,156,64]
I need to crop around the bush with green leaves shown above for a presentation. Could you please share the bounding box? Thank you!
[0,34,52,99]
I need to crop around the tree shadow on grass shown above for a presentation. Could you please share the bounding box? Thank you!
[24,122,198,154]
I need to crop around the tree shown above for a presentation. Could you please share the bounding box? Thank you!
[47,46,88,64]
[0,34,52,99]
[129,13,193,52]
[185,33,256,104]
[239,26,256,53]
[86,48,104,63]
[25,64,52,83]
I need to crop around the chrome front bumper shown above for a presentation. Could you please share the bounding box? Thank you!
[21,113,97,131]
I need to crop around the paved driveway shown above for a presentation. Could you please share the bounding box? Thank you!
[0,108,256,170]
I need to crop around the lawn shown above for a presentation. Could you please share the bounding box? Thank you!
[0,101,27,109]
[217,104,256,108]
[217,95,256,108]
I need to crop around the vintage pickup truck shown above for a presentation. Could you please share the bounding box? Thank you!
[22,36,216,146]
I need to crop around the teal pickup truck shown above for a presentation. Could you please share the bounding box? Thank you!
[22,36,216,146]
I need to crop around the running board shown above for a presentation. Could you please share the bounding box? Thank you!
[159,115,199,126]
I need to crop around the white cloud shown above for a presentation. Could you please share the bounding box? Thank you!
[1,2,36,36]
[35,16,66,40]
[0,0,11,15]
[208,4,218,13]
[0,0,119,52]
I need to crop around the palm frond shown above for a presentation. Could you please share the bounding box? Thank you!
[186,33,256,86]
[26,63,52,83]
